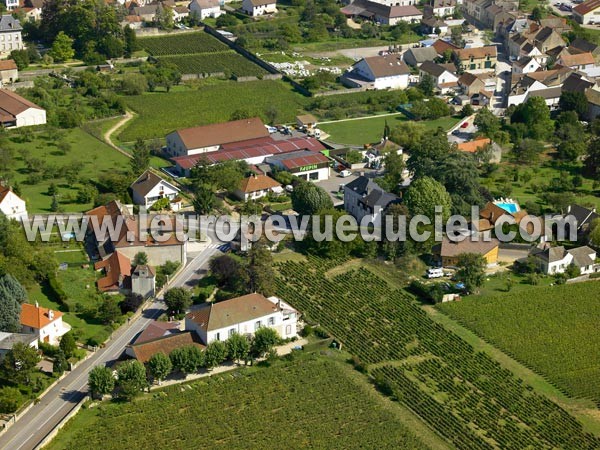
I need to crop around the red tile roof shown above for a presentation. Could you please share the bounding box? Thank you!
[238,174,281,193]
[0,60,17,71]
[130,331,205,363]
[574,0,600,15]
[95,251,132,292]
[457,138,491,153]
[280,152,329,170]
[133,321,181,345]
[21,303,63,329]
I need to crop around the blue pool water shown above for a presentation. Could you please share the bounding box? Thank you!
[495,202,519,214]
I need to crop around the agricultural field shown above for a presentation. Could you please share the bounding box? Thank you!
[159,52,267,77]
[7,127,129,212]
[319,114,461,146]
[438,282,600,403]
[46,355,432,450]
[118,80,308,142]
[139,31,267,77]
[274,256,600,449]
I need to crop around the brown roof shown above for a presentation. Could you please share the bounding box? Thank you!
[559,52,595,67]
[439,235,499,258]
[0,89,43,120]
[574,0,600,15]
[129,331,205,363]
[170,117,268,151]
[95,251,132,292]
[458,72,483,87]
[0,60,17,71]
[457,138,491,153]
[21,303,63,329]
[296,114,318,125]
[238,174,281,193]
[362,54,410,78]
[432,39,459,54]
[186,293,279,332]
[130,169,179,198]
[192,0,220,8]
[420,60,454,78]
[249,0,275,6]
[388,4,422,17]
[133,320,181,345]
[454,45,497,60]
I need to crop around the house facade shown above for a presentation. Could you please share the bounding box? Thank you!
[242,0,277,16]
[0,59,17,84]
[266,150,330,181]
[130,170,181,211]
[0,89,46,128]
[185,293,298,344]
[573,0,600,24]
[418,61,458,93]
[234,174,282,201]
[532,245,598,275]
[0,15,23,54]
[189,0,224,19]
[436,235,500,267]
[454,46,497,72]
[344,176,398,228]
[0,185,27,221]
[350,54,410,90]
[20,303,71,346]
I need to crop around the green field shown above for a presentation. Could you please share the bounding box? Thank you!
[46,355,432,450]
[274,256,600,449]
[119,80,308,142]
[319,114,461,146]
[9,127,129,212]
[438,282,600,403]
[158,52,267,77]
[140,32,230,55]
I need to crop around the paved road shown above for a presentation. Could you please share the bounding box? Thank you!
[0,244,222,450]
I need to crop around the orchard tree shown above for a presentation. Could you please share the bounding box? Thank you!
[456,253,486,293]
[147,352,172,384]
[226,332,250,364]
[116,360,147,399]
[204,341,227,370]
[164,287,192,314]
[89,365,115,399]
[403,176,452,221]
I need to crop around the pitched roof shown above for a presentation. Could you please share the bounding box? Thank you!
[0,89,43,120]
[454,45,497,60]
[94,251,132,292]
[458,72,483,86]
[562,72,595,93]
[130,170,179,199]
[129,331,204,363]
[432,39,459,54]
[0,60,17,71]
[559,52,595,67]
[570,38,598,53]
[296,114,318,125]
[457,138,491,153]
[566,204,599,228]
[191,0,221,8]
[133,320,180,345]
[420,60,454,77]
[567,245,596,268]
[238,174,281,193]
[248,0,275,6]
[361,54,410,78]
[0,185,23,204]
[534,245,568,263]
[20,303,63,329]
[132,264,155,279]
[404,46,439,64]
[186,293,280,332]
[574,0,600,16]
[169,117,268,151]
[388,4,422,17]
[268,150,329,170]
[0,15,22,32]
[344,176,398,208]
[439,235,499,258]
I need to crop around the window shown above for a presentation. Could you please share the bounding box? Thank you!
[309,172,319,180]
[215,332,220,341]
[286,325,292,335]
[254,321,261,330]
[268,317,275,326]
[229,328,235,337]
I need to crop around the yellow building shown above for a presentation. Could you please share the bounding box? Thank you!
[436,235,499,267]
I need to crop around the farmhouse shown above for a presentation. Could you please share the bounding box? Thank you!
[531,244,598,275]
[266,150,330,181]
[189,0,224,19]
[343,176,398,227]
[166,117,269,157]
[95,250,132,294]
[344,54,410,90]
[0,59,17,85]
[418,61,458,93]
[0,89,46,128]
[573,0,600,24]
[234,174,282,201]
[130,170,181,211]
[185,293,298,344]
[0,185,27,221]
[453,45,497,72]
[557,52,596,71]
[242,0,277,16]
[340,0,422,25]
[20,303,71,346]
[435,235,500,267]
[0,15,23,54]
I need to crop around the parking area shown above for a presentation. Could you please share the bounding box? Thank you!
[316,170,361,206]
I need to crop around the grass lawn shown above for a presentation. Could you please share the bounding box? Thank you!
[438,281,600,404]
[46,354,437,450]
[9,127,129,213]
[118,80,309,142]
[320,113,461,146]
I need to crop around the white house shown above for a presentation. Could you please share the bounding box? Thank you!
[557,52,596,71]
[349,54,410,90]
[130,170,181,211]
[185,293,298,344]
[418,60,458,93]
[20,303,71,346]
[234,174,282,201]
[166,117,269,157]
[0,89,46,128]
[242,0,277,16]
[532,245,598,275]
[344,176,399,228]
[189,0,224,19]
[512,56,541,74]
[573,0,600,25]
[3,0,19,11]
[0,185,27,221]
[0,15,23,53]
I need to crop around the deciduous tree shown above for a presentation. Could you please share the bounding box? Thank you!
[164,287,192,314]
[226,332,250,364]
[3,342,40,384]
[88,365,115,399]
[59,331,77,359]
[456,253,486,293]
[204,341,227,369]
[147,352,172,383]
[116,360,147,399]
[251,327,279,357]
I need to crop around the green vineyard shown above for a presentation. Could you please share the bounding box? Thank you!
[438,282,600,403]
[159,53,267,77]
[139,31,267,77]
[275,257,600,450]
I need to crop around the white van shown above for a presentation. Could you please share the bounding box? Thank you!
[339,170,352,178]
[426,268,444,279]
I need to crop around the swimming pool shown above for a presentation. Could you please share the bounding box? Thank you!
[495,202,519,214]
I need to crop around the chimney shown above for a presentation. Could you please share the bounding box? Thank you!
[35,301,39,308]
[48,310,54,320]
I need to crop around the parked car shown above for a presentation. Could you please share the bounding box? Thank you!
[461,122,469,128]
[427,268,444,279]
[339,170,352,178]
